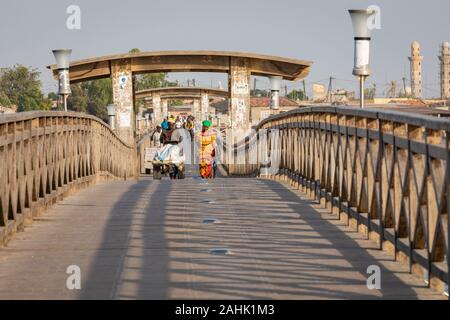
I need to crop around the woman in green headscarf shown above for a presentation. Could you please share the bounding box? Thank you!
[196,120,217,178]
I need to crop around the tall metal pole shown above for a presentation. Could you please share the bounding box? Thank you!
[302,80,307,101]
[360,76,365,109]
[63,94,68,112]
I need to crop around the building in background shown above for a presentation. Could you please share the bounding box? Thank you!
[439,42,450,99]
[249,97,300,125]
[212,97,301,127]
[409,41,423,98]
[312,84,327,102]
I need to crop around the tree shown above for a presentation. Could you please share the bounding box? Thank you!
[253,89,269,97]
[135,73,169,91]
[0,65,51,111]
[67,84,88,112]
[83,79,112,121]
[66,79,112,121]
[47,92,59,100]
[169,99,184,106]
[129,48,141,54]
[287,89,305,101]
[0,92,11,106]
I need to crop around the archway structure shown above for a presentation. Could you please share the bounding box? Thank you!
[136,86,228,121]
[48,50,312,143]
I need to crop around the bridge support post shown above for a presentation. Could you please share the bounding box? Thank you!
[229,57,251,135]
[193,99,201,120]
[162,99,168,119]
[111,59,135,145]
[152,93,162,124]
[201,92,209,121]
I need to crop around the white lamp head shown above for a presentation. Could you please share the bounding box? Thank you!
[269,76,282,110]
[269,76,282,92]
[52,49,72,70]
[349,9,376,77]
[53,49,72,95]
[349,10,375,39]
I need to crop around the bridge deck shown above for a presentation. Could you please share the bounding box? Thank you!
[0,175,444,299]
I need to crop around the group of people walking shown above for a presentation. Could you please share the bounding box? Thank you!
[150,114,217,179]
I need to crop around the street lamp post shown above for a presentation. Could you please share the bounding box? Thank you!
[107,104,117,130]
[52,49,72,112]
[269,76,282,112]
[349,9,375,109]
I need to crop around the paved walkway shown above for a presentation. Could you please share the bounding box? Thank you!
[0,174,445,299]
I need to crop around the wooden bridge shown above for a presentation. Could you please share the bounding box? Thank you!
[0,107,448,299]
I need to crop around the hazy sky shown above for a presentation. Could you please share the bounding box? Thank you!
[0,0,449,97]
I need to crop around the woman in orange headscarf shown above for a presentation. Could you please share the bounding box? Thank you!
[197,120,217,179]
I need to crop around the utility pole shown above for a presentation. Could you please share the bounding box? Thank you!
[402,77,407,97]
[327,76,334,103]
[302,80,307,101]
[253,78,257,96]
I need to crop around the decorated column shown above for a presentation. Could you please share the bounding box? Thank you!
[162,99,168,119]
[200,92,209,121]
[193,99,201,120]
[111,59,134,145]
[228,57,251,135]
[152,93,161,124]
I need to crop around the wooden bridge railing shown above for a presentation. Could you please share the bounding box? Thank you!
[227,106,450,295]
[0,111,137,246]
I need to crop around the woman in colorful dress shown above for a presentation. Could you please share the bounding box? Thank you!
[197,120,217,179]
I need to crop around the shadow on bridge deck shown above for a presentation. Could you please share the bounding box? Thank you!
[0,175,444,300]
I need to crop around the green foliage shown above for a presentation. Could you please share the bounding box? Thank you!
[0,91,11,106]
[67,84,88,113]
[252,89,269,97]
[40,98,53,110]
[47,92,59,100]
[67,79,112,121]
[0,64,50,111]
[169,99,184,106]
[129,48,141,54]
[134,72,178,91]
[287,89,305,101]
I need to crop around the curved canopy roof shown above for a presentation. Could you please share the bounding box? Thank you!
[48,50,313,83]
[136,86,228,100]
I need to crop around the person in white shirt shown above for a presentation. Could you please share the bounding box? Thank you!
[151,125,162,147]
